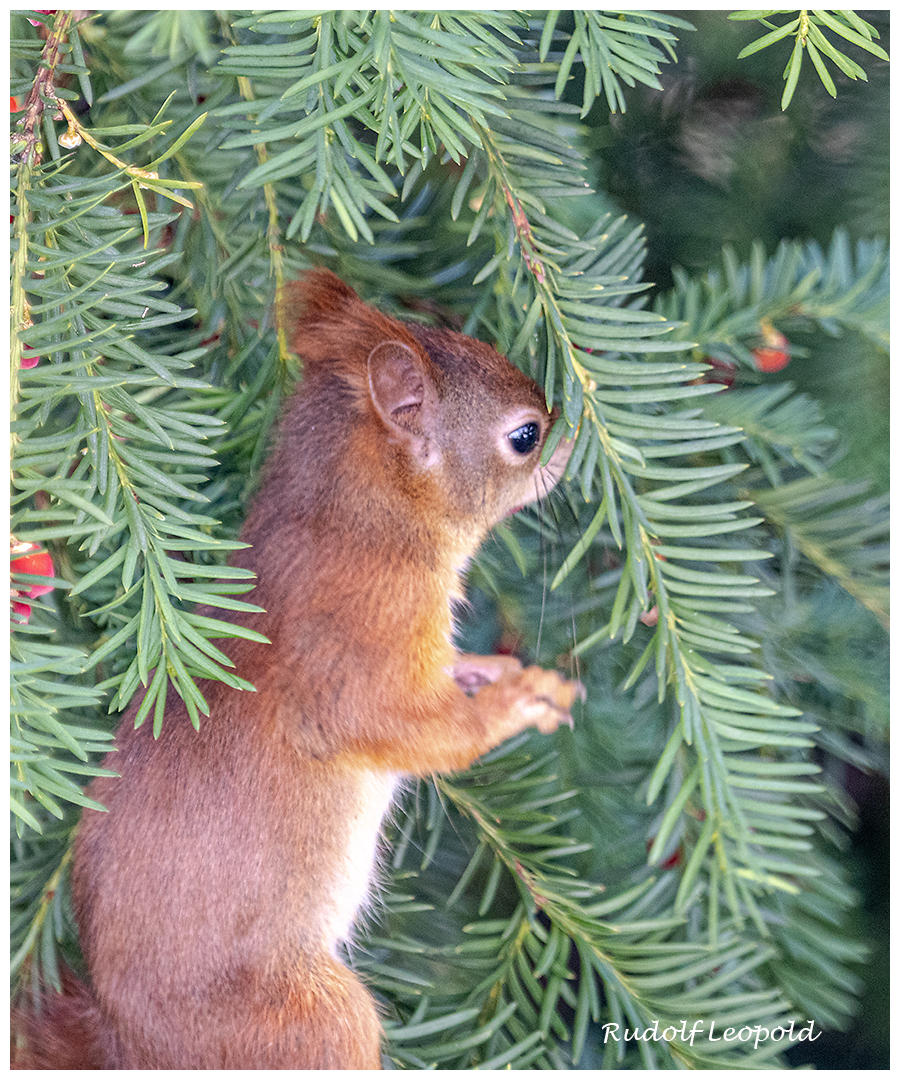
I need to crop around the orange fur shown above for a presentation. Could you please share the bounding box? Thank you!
[13,271,580,1068]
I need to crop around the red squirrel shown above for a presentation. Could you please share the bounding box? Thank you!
[13,270,580,1069]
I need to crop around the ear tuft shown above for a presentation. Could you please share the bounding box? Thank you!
[291,268,359,315]
[284,270,424,382]
[281,269,361,354]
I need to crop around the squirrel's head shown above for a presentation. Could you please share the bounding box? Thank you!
[284,270,570,548]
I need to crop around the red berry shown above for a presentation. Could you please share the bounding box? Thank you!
[751,321,790,372]
[11,547,55,595]
[752,346,790,372]
[10,543,55,625]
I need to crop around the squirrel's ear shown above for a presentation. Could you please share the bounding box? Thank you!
[286,271,417,379]
[283,269,368,363]
[368,341,441,467]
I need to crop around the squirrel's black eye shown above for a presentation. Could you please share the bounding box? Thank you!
[508,422,540,455]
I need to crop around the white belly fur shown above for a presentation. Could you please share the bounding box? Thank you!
[324,769,400,950]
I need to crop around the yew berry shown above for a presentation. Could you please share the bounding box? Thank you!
[10,542,55,624]
[751,321,790,373]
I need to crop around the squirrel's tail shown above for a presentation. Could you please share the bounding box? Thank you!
[12,964,108,1070]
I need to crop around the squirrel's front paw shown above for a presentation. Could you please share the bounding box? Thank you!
[451,653,523,693]
[514,666,584,734]
[458,655,584,742]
